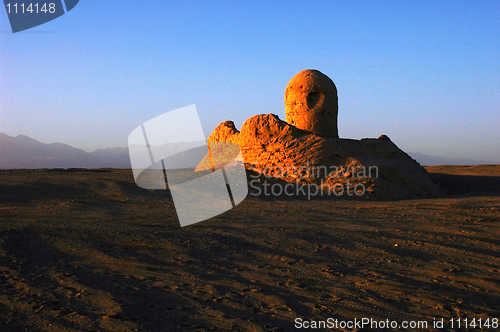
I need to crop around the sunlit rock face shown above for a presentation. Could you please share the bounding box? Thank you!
[196,70,444,200]
[285,69,339,138]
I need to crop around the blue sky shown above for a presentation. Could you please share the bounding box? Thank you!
[1,1,499,162]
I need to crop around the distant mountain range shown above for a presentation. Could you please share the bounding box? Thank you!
[0,133,492,169]
[406,152,491,167]
[0,133,131,169]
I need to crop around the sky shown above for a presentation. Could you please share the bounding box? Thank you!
[0,1,499,162]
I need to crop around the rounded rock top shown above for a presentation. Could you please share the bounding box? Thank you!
[285,69,339,138]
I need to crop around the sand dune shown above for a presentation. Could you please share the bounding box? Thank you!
[0,166,499,331]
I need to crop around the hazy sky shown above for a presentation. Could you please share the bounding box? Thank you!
[1,1,499,162]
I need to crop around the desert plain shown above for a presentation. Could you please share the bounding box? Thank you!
[0,165,499,331]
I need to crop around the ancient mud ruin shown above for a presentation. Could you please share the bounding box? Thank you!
[285,70,339,138]
[196,70,444,199]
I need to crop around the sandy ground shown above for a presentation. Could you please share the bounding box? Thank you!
[0,166,499,331]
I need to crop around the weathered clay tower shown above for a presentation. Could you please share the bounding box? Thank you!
[196,70,444,199]
[285,69,339,138]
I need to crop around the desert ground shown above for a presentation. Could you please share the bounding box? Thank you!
[0,165,499,331]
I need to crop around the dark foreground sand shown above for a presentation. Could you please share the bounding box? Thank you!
[0,166,499,331]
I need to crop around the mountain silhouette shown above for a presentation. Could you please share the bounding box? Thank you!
[407,152,489,166]
[0,133,207,169]
[0,133,130,169]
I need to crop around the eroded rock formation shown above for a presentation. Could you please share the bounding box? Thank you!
[285,69,338,138]
[196,70,444,200]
